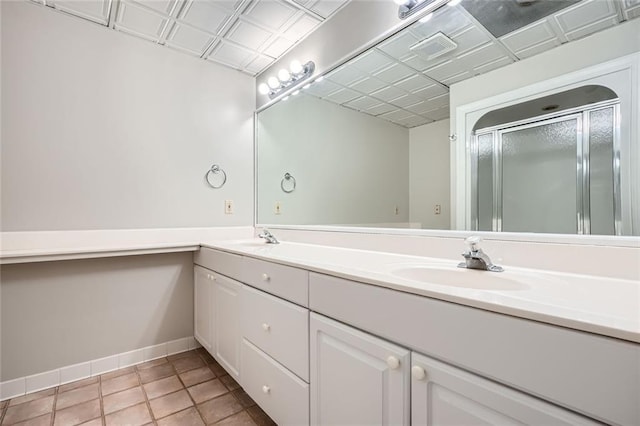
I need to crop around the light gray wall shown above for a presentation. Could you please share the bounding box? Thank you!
[1,253,194,381]
[409,119,450,229]
[1,1,255,231]
[257,95,410,225]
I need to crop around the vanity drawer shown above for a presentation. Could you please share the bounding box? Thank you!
[241,339,309,426]
[242,285,309,381]
[194,248,242,281]
[242,257,309,306]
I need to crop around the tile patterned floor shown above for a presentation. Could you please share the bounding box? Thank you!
[0,349,277,426]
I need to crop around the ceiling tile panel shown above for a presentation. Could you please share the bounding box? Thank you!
[226,20,272,50]
[422,105,450,121]
[327,65,366,86]
[245,55,274,74]
[457,43,510,70]
[132,0,176,15]
[389,94,422,108]
[243,0,298,30]
[51,0,111,24]
[624,0,640,18]
[563,16,618,41]
[377,31,421,61]
[441,70,473,85]
[350,77,388,94]
[166,23,214,54]
[473,56,513,75]
[366,102,396,116]
[553,0,617,33]
[208,41,254,68]
[304,80,342,97]
[499,20,559,53]
[413,83,448,101]
[449,25,492,55]
[396,114,432,128]
[350,50,395,74]
[395,74,438,93]
[283,14,322,40]
[373,63,415,84]
[179,1,234,35]
[306,0,348,18]
[324,88,361,104]
[262,36,295,57]
[511,38,561,59]
[411,6,472,39]
[115,1,168,41]
[370,86,407,102]
[345,96,384,111]
[378,109,413,122]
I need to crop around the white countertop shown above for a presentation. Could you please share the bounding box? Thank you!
[202,239,640,344]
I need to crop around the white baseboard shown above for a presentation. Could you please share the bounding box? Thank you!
[0,336,201,401]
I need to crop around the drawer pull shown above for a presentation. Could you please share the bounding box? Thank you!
[411,365,426,380]
[262,323,271,332]
[386,356,400,370]
[261,273,270,281]
[262,385,271,394]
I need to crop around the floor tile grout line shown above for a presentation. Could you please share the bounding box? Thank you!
[134,366,157,426]
[50,386,58,426]
[98,374,106,426]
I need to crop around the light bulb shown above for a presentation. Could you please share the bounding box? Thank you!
[448,0,461,6]
[278,68,291,82]
[290,60,303,74]
[267,76,280,89]
[292,90,300,96]
[258,83,270,95]
[419,12,433,22]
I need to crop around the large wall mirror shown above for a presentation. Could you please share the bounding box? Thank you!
[256,0,640,236]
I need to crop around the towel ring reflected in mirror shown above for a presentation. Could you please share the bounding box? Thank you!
[205,164,227,189]
[281,173,296,193]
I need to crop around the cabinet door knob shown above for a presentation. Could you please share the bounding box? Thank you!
[262,323,271,332]
[262,385,270,394]
[386,356,400,370]
[411,365,426,380]
[261,273,270,281]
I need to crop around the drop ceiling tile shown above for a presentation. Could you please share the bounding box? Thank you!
[370,85,407,102]
[449,25,492,55]
[179,0,234,34]
[377,31,421,61]
[166,23,214,54]
[366,102,396,116]
[423,105,449,121]
[306,0,348,18]
[262,36,295,57]
[283,14,322,41]
[327,65,365,86]
[350,77,388,94]
[411,6,472,39]
[350,50,395,74]
[413,83,448,101]
[624,0,640,18]
[405,94,448,114]
[245,55,274,74]
[563,16,619,41]
[395,74,437,93]
[226,20,272,50]
[499,20,559,53]
[304,80,342,97]
[396,114,432,128]
[345,96,384,111]
[208,41,254,68]
[402,54,434,72]
[474,56,513,75]
[51,0,111,24]
[373,63,415,84]
[378,109,413,122]
[131,0,176,15]
[324,88,361,104]
[389,94,422,108]
[115,1,168,41]
[457,43,509,71]
[512,38,561,59]
[405,101,433,115]
[553,0,617,33]
[441,70,473,86]
[242,0,298,31]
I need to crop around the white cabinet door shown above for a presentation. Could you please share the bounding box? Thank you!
[213,273,242,380]
[310,313,410,426]
[411,352,600,425]
[194,266,214,352]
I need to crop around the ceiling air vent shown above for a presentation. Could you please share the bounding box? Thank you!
[410,32,457,61]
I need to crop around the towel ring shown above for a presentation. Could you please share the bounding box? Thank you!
[205,164,227,189]
[281,172,296,193]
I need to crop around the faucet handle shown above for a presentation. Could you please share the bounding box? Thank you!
[464,236,482,251]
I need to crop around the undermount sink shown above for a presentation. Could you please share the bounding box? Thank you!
[390,265,530,291]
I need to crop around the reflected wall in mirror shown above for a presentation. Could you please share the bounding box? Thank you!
[257,0,640,236]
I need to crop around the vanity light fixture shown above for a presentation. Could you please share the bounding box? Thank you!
[258,60,316,100]
[397,0,453,20]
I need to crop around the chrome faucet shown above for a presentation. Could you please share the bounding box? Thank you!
[458,236,503,272]
[258,229,279,244]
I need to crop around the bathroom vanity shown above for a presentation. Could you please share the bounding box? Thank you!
[193,241,639,426]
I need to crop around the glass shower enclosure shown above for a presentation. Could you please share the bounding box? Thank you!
[472,99,620,235]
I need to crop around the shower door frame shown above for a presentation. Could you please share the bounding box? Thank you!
[471,99,621,235]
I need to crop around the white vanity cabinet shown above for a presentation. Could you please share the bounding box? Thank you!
[194,265,214,352]
[410,352,600,425]
[310,313,410,426]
